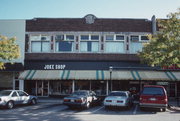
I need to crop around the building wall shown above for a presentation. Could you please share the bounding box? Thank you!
[0,19,25,64]
[0,72,13,89]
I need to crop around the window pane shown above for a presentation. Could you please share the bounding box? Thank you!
[130,42,143,53]
[41,35,51,41]
[91,35,99,40]
[105,42,124,53]
[55,35,64,41]
[116,35,124,40]
[81,35,89,40]
[66,35,74,40]
[80,41,99,52]
[80,42,88,52]
[106,35,114,40]
[30,35,41,41]
[31,41,41,52]
[141,36,149,41]
[131,36,139,42]
[42,41,50,52]
[56,41,74,52]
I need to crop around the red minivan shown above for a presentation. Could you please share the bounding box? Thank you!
[139,85,168,111]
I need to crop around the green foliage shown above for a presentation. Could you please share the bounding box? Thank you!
[138,8,180,68]
[0,35,20,69]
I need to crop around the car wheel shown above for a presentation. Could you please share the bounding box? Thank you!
[31,99,37,105]
[85,102,90,109]
[7,101,14,109]
[162,108,166,112]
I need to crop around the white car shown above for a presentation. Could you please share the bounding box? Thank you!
[0,90,38,109]
[63,90,100,109]
[104,91,133,109]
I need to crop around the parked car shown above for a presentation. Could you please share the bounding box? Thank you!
[104,91,133,109]
[63,90,99,109]
[0,90,38,109]
[139,85,168,111]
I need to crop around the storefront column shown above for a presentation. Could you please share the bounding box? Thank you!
[106,80,109,95]
[72,80,75,93]
[175,82,177,97]
[90,80,91,91]
[19,80,24,91]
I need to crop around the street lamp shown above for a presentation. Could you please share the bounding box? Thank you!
[109,66,113,92]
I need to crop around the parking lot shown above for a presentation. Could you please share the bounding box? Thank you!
[0,102,179,121]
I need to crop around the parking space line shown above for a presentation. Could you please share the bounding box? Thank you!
[91,106,104,113]
[133,104,138,115]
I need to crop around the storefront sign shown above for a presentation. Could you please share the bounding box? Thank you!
[44,64,66,70]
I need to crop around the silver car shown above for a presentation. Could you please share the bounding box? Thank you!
[104,91,133,109]
[0,90,38,109]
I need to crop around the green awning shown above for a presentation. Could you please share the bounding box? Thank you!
[19,70,180,81]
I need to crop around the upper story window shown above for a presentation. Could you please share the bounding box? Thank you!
[91,35,99,40]
[30,35,51,53]
[80,34,99,52]
[130,35,149,54]
[116,35,124,40]
[81,35,89,40]
[105,34,125,53]
[55,35,64,41]
[106,35,114,40]
[130,35,139,42]
[141,35,149,42]
[55,35,74,52]
[66,35,75,40]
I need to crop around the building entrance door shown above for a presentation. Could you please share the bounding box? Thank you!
[36,81,49,97]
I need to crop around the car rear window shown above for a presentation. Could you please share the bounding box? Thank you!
[142,87,164,95]
[109,92,127,97]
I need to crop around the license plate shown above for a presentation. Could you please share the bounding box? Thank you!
[149,98,156,101]
[71,100,74,102]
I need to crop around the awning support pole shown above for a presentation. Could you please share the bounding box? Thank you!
[72,80,75,93]
[106,80,109,95]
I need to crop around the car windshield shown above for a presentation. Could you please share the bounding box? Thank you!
[0,90,12,96]
[142,87,164,95]
[71,91,88,96]
[109,92,127,97]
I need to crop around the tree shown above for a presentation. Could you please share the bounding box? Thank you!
[0,35,20,69]
[138,8,180,68]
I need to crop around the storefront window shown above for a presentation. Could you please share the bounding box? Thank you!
[75,81,90,90]
[49,81,72,95]
[91,80,106,96]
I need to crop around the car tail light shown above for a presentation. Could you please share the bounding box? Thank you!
[106,100,112,102]
[75,99,83,103]
[117,100,123,103]
[64,99,70,102]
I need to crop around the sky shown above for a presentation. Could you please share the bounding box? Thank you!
[0,0,179,20]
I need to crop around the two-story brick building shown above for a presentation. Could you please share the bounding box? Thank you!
[16,14,180,97]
